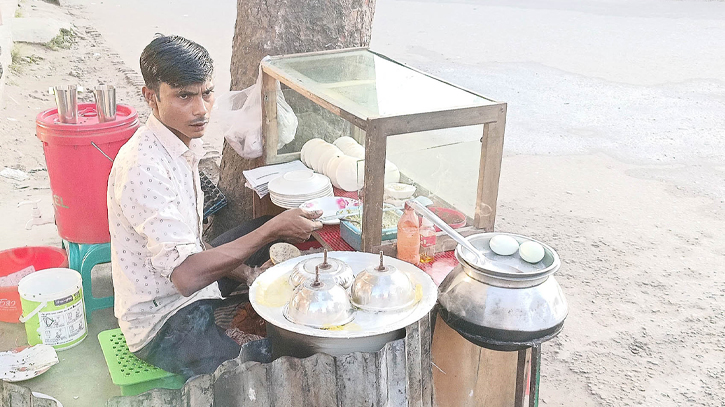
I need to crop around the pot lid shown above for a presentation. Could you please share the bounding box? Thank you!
[289,249,354,288]
[456,233,560,283]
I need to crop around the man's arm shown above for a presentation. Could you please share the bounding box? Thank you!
[170,208,322,296]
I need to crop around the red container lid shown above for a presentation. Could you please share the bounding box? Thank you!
[429,207,467,231]
[36,103,140,145]
[0,246,68,279]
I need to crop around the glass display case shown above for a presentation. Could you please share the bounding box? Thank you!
[257,48,507,253]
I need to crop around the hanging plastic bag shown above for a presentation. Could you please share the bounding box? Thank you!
[213,58,298,159]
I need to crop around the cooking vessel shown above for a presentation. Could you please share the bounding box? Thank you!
[250,251,438,359]
[436,232,568,351]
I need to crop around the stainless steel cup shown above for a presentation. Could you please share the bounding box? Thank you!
[93,85,116,123]
[54,85,78,124]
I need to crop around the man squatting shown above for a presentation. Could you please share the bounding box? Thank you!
[107,35,323,378]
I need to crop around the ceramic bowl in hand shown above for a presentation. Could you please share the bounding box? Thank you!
[300,196,360,225]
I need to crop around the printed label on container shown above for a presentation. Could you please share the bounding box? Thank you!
[420,235,436,247]
[0,299,17,310]
[53,295,73,306]
[38,301,85,346]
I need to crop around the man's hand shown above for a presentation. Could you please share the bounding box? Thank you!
[265,208,323,244]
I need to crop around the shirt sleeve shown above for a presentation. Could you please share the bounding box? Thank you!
[113,160,202,279]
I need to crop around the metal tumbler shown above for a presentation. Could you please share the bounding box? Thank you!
[53,85,78,124]
[93,85,117,123]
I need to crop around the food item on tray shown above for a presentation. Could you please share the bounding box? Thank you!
[489,234,520,256]
[269,242,301,265]
[343,210,401,230]
[519,241,545,263]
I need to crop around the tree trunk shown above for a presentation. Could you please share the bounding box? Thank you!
[207,0,377,240]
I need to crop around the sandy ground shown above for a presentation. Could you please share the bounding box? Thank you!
[0,0,724,406]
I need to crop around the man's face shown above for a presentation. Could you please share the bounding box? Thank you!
[143,80,215,146]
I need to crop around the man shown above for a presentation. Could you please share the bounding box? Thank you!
[107,35,322,379]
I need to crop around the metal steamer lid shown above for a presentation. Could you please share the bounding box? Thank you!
[302,257,346,275]
[454,233,561,287]
[289,249,355,288]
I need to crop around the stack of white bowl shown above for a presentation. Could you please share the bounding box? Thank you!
[300,137,400,192]
[268,169,333,209]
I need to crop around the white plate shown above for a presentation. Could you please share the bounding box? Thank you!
[270,184,333,199]
[268,170,331,196]
[334,137,365,159]
[271,188,334,209]
[333,136,357,151]
[299,196,360,225]
[0,345,58,382]
[316,145,344,175]
[325,155,347,188]
[336,156,364,192]
[305,140,330,171]
[250,252,437,339]
[301,138,325,167]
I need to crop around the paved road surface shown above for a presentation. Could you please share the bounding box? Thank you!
[68,0,725,204]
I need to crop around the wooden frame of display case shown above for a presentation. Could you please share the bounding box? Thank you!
[254,48,506,254]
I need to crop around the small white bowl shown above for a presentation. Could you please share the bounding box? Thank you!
[384,183,416,199]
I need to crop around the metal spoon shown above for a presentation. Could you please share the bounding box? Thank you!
[405,199,520,274]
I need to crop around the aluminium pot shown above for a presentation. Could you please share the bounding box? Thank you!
[437,233,568,351]
[266,323,405,359]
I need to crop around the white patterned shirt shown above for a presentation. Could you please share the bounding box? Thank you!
[107,114,221,352]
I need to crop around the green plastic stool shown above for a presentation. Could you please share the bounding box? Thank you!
[64,241,113,322]
[98,328,186,396]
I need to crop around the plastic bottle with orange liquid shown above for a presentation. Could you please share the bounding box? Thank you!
[396,203,420,264]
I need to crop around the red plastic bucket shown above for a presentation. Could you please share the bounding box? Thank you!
[0,246,69,323]
[36,103,139,243]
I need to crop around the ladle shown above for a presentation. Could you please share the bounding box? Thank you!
[405,199,520,274]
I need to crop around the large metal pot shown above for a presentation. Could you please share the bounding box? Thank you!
[437,233,568,351]
[266,324,405,359]
[250,251,438,359]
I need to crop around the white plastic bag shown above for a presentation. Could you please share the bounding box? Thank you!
[214,60,298,159]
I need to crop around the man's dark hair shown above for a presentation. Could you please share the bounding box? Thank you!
[140,34,213,95]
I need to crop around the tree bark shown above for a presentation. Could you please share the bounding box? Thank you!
[206,0,377,240]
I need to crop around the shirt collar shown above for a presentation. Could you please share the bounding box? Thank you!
[146,114,205,160]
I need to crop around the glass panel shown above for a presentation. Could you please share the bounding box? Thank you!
[349,125,482,253]
[266,50,495,119]
[275,87,354,156]
[385,125,483,221]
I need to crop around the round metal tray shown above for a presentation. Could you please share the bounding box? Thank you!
[250,251,438,339]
